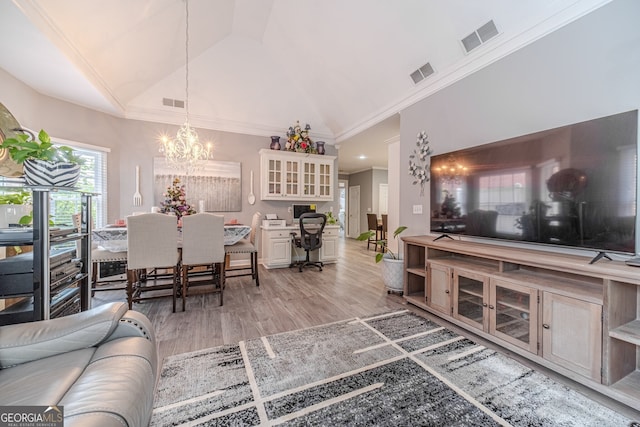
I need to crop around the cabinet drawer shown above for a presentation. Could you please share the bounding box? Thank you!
[323,228,339,237]
[264,230,293,239]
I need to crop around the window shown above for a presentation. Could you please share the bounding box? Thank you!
[50,138,109,228]
[478,170,528,235]
[618,145,636,217]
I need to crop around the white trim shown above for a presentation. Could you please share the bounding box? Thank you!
[20,127,111,152]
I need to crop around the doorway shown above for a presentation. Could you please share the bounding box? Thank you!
[338,180,347,237]
[348,185,360,238]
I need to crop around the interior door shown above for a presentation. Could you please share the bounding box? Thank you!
[348,185,360,238]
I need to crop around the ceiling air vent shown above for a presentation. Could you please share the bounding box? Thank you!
[461,20,499,53]
[162,97,185,108]
[410,62,434,84]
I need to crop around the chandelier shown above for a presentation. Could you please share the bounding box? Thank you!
[159,0,211,174]
[433,155,468,183]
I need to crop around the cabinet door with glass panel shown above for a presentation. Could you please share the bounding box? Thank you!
[284,159,300,197]
[490,278,538,354]
[263,157,283,198]
[453,269,490,331]
[302,160,316,198]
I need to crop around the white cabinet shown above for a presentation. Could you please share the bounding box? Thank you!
[260,149,335,201]
[262,228,292,269]
[319,226,339,262]
[261,225,339,268]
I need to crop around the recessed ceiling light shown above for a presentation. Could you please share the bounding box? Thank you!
[359,155,367,160]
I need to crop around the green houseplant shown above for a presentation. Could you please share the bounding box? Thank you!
[0,190,31,228]
[0,129,83,187]
[357,225,408,293]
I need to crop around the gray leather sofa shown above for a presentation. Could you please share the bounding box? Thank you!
[0,302,158,427]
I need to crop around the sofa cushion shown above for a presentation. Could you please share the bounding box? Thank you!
[60,337,156,427]
[0,303,128,368]
[0,348,95,406]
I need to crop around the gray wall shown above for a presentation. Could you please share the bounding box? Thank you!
[398,0,640,257]
[0,68,339,226]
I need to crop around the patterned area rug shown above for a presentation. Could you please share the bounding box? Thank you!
[151,310,635,426]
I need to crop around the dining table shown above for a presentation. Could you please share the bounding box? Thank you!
[92,224,252,252]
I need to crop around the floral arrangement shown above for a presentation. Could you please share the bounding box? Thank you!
[160,178,196,218]
[408,130,432,196]
[285,121,316,153]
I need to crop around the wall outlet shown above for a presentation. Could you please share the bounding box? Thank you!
[413,204,423,214]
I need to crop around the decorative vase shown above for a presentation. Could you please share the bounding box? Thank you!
[270,136,281,150]
[23,159,80,187]
[316,141,326,155]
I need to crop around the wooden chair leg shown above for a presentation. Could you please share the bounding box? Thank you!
[219,262,224,306]
[126,270,135,310]
[181,265,188,312]
[172,267,177,313]
[253,252,259,287]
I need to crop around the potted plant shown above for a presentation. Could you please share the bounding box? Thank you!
[0,190,31,228]
[357,225,407,293]
[0,129,83,187]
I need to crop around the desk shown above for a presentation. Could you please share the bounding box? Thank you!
[93,225,251,252]
[261,225,340,269]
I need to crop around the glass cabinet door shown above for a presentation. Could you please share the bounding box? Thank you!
[284,160,299,196]
[267,159,282,196]
[454,270,489,330]
[318,163,331,198]
[303,161,316,196]
[490,279,538,353]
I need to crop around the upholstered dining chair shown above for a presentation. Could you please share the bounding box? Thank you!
[290,212,327,272]
[224,211,261,286]
[366,213,383,251]
[180,213,225,310]
[126,213,180,312]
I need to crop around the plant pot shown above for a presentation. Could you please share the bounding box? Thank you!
[380,255,404,294]
[23,159,80,187]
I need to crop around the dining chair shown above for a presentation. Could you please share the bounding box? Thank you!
[366,213,383,251]
[126,213,180,312]
[224,211,261,286]
[180,213,225,310]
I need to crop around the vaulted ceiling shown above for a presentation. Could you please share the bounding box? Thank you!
[0,0,610,172]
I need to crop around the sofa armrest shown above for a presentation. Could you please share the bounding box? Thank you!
[0,302,128,368]
[102,309,156,344]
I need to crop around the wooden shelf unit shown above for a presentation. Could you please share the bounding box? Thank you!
[402,235,640,412]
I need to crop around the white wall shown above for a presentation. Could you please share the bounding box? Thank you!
[398,0,640,256]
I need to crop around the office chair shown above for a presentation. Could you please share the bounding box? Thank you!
[290,212,327,272]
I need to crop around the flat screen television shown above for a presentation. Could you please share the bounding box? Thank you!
[429,110,638,258]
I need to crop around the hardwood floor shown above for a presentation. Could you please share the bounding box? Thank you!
[92,237,413,363]
[93,236,640,418]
